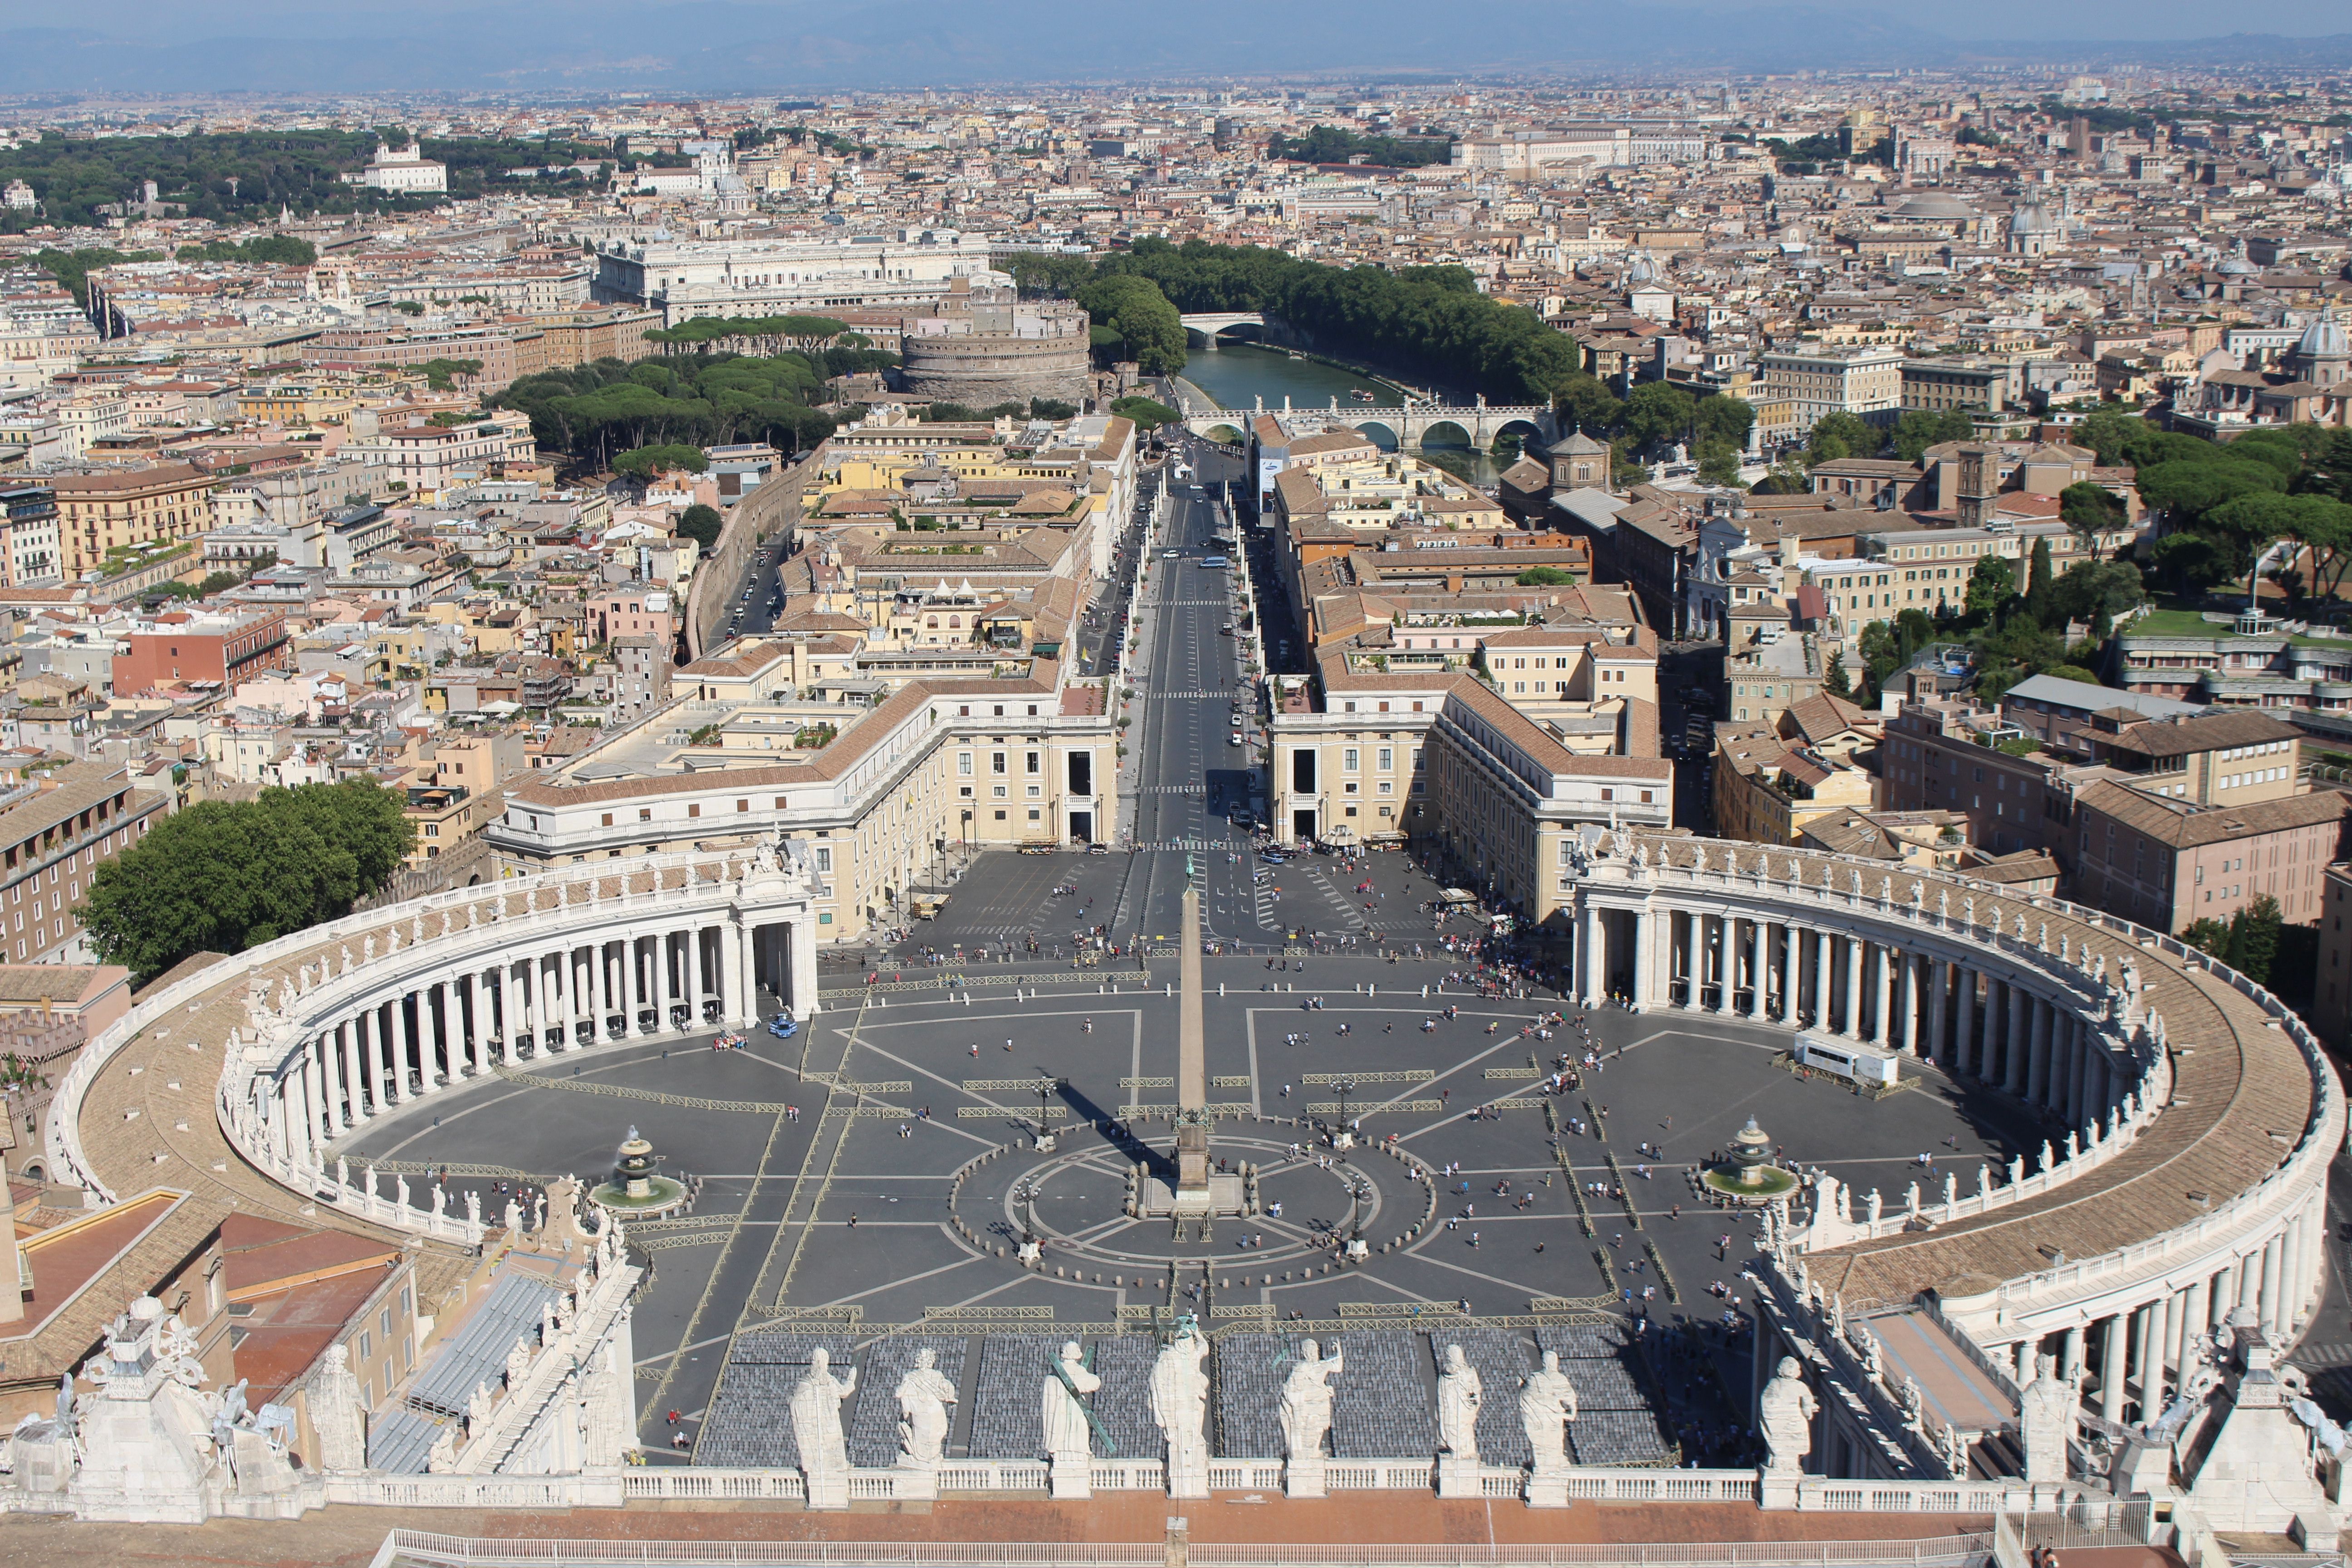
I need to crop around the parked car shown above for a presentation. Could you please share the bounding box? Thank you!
[768,1015,800,1039]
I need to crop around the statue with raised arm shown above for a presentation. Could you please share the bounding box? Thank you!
[1519,1350,1579,1474]
[789,1347,856,1508]
[894,1348,957,1470]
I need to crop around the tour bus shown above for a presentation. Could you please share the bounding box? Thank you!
[1200,554,1229,568]
[1792,1034,1901,1088]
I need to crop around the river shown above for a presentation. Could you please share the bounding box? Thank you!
[1172,342,1504,487]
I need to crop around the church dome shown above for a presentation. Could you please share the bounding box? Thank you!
[2009,203,2054,234]
[2297,317,2349,362]
[1892,191,1978,220]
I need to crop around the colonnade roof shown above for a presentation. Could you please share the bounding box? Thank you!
[1627,834,2327,1310]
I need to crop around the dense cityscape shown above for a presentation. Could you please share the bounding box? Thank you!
[0,51,2345,1568]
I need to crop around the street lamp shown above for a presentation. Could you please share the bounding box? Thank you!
[1033,1071,1062,1152]
[1331,1076,1357,1152]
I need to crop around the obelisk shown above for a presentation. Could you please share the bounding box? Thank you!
[1173,882,1211,1210]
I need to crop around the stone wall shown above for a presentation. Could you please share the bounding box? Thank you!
[900,333,1091,408]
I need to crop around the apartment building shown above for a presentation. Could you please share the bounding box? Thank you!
[49,463,219,578]
[112,609,292,692]
[1756,346,1903,436]
[1712,720,1875,844]
[487,672,1117,937]
[1267,658,1671,926]
[341,412,538,499]
[1900,359,2013,415]
[0,481,59,588]
[0,761,171,963]
[1879,698,2082,860]
[2070,780,2350,933]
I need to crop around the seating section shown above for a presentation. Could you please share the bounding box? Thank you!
[408,1271,567,1420]
[1325,1330,1437,1460]
[1212,1332,1309,1459]
[969,1334,1062,1458]
[1089,1334,1162,1460]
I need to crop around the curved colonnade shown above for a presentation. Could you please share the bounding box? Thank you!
[1577,833,2340,1455]
[36,831,2344,1502]
[49,846,824,1247]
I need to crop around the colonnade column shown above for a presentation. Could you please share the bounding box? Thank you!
[1872,945,1893,1045]
[1842,937,1862,1037]
[2003,983,2029,1095]
[467,970,487,1076]
[2025,999,2052,1104]
[1929,960,1950,1063]
[390,995,412,1101]
[1813,929,1832,1033]
[1780,924,1800,1025]
[1956,968,1978,1076]
[739,920,761,1024]
[791,918,820,1020]
[340,1022,367,1127]
[1749,921,1769,1020]
[2099,1313,2127,1423]
[2131,1302,2158,1423]
[1580,903,1602,1007]
[1716,917,1737,1014]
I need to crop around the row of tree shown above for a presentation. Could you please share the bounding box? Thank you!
[1265,126,1453,167]
[1008,239,1584,402]
[83,781,414,984]
[493,349,891,471]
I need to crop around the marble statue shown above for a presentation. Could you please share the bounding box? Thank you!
[1151,1318,1211,1497]
[426,1426,458,1472]
[1436,1342,1483,1462]
[2017,1352,2077,1484]
[505,1335,533,1389]
[893,1349,957,1470]
[310,1343,368,1472]
[1278,1339,1343,1463]
[1518,1350,1578,1473]
[788,1347,856,1507]
[1041,1340,1100,1493]
[1758,1357,1818,1476]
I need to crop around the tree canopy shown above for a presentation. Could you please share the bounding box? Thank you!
[1266,126,1453,167]
[494,351,859,470]
[81,781,413,984]
[675,503,724,549]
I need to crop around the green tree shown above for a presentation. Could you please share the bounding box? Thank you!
[1694,394,1756,449]
[1554,372,1622,437]
[1108,395,1182,431]
[1822,654,1852,698]
[2024,537,2055,622]
[2181,916,2232,958]
[1808,411,1879,465]
[80,781,414,983]
[2223,895,2283,985]
[676,503,723,549]
[1075,274,1187,374]
[2059,481,2127,560]
[613,443,709,479]
[1965,555,2017,619]
[1696,436,1744,488]
[1515,566,1576,586]
[1621,382,1696,452]
[1890,408,1975,463]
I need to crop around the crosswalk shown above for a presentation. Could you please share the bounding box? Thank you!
[2289,1341,2352,1369]
[1148,691,1247,700]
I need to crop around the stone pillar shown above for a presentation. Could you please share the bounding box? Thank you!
[1781,923,1800,1025]
[2260,1233,2285,1338]
[2094,1314,2123,1423]
[1842,936,1863,1037]
[318,1029,345,1134]
[464,970,485,1075]
[1929,960,1950,1064]
[1716,916,1736,1014]
[739,920,761,1024]
[563,946,583,1047]
[340,1022,367,1127]
[1873,944,1893,1045]
[2166,1288,2188,1395]
[2131,1302,2158,1424]
[1956,968,1977,1075]
[791,919,820,1019]
[2185,1272,2212,1362]
[1631,907,1654,1009]
[2060,1323,2085,1382]
[2026,999,2052,1105]
[390,994,413,1102]
[2004,984,2030,1096]
[297,1051,323,1166]
[1749,921,1770,1020]
[1578,902,1597,1005]
[1677,912,1697,1010]
[1813,928,1832,1033]
[426,982,450,1091]
[690,926,710,1026]
[2067,1024,2091,1128]
[720,920,744,1024]
[360,1006,386,1112]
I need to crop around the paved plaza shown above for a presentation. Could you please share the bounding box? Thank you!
[338,931,2055,1459]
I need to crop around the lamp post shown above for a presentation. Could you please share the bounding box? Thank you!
[1331,1075,1357,1152]
[1033,1070,1061,1152]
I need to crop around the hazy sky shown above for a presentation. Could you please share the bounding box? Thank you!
[0,0,2346,95]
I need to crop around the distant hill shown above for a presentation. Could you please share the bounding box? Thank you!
[0,5,2347,93]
